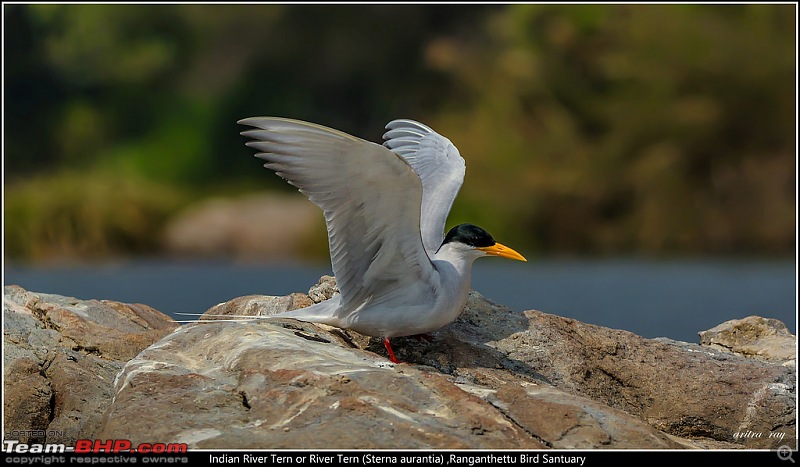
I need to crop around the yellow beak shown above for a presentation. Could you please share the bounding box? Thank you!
[478,242,527,262]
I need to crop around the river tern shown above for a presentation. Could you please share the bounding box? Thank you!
[235,117,526,363]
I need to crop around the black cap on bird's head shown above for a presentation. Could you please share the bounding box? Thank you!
[441,224,527,261]
[443,224,496,248]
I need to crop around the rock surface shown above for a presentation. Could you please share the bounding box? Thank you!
[162,193,323,261]
[699,315,796,363]
[3,285,179,445]
[98,277,796,449]
[504,315,795,448]
[4,280,795,450]
[99,305,679,449]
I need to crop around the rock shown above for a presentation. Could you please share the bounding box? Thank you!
[307,275,338,303]
[455,371,685,449]
[482,308,794,450]
[5,279,795,450]
[699,315,796,363]
[98,277,795,449]
[2,285,179,445]
[100,318,543,449]
[210,278,794,449]
[433,300,793,449]
[204,293,314,320]
[162,193,324,261]
[100,305,680,449]
[3,357,52,445]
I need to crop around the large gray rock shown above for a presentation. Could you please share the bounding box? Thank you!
[3,285,179,445]
[99,305,680,449]
[100,318,544,449]
[97,277,795,449]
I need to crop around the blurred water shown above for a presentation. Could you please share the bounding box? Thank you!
[3,258,796,343]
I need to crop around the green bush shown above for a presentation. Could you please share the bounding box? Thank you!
[4,170,189,262]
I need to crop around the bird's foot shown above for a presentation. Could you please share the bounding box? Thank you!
[383,337,401,364]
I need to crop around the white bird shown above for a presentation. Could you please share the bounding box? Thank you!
[236,117,526,363]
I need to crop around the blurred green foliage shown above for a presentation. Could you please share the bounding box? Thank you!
[4,170,187,261]
[3,4,796,262]
[431,4,796,255]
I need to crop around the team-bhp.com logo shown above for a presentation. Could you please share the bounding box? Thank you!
[74,440,187,453]
[3,439,188,454]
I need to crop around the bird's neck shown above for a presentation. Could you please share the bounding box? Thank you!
[431,243,480,304]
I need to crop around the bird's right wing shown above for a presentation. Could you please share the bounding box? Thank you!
[383,120,466,255]
[238,117,438,313]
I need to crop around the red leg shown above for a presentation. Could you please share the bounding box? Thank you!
[383,337,401,364]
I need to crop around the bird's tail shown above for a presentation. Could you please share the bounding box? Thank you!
[175,296,342,326]
[275,296,341,326]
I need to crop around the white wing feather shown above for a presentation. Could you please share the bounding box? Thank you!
[238,117,438,316]
[383,119,466,255]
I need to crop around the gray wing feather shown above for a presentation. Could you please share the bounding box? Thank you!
[238,117,437,314]
[383,119,466,255]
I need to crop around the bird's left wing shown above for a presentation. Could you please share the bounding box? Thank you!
[238,117,438,312]
[382,120,466,255]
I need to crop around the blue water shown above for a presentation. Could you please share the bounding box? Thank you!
[3,258,796,343]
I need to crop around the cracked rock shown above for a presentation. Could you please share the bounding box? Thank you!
[3,285,178,444]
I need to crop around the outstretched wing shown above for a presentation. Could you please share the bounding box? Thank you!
[238,117,438,313]
[383,119,466,255]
